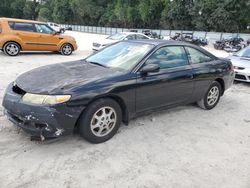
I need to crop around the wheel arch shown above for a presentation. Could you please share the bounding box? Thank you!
[75,94,129,128]
[215,78,225,96]
[60,42,74,51]
[3,41,22,50]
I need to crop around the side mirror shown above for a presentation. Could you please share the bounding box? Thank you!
[141,64,160,74]
[52,31,57,35]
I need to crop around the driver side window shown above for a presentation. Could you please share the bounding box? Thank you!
[145,46,188,69]
[35,24,54,34]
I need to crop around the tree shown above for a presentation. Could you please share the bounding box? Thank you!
[11,0,26,19]
[52,0,73,23]
[23,0,39,20]
[0,0,12,17]
[139,0,164,28]
[0,0,249,33]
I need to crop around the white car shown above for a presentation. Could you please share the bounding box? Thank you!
[47,22,65,33]
[228,47,250,82]
[92,32,150,51]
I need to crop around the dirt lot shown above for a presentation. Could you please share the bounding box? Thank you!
[0,32,250,188]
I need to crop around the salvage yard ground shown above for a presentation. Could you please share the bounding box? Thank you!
[0,31,250,188]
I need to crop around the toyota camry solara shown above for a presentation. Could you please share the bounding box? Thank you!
[2,40,235,143]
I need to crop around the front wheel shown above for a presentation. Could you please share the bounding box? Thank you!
[60,43,73,55]
[78,98,122,144]
[197,81,222,110]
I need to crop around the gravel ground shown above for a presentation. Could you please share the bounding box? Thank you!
[0,32,250,188]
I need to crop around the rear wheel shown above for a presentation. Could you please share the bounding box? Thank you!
[197,81,222,110]
[60,43,73,55]
[3,42,20,56]
[78,98,122,144]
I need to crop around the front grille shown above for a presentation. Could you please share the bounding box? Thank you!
[12,84,26,95]
[235,74,247,80]
[93,43,101,47]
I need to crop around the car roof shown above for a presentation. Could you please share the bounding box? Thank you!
[120,32,146,35]
[125,39,218,58]
[0,17,45,24]
[126,39,194,46]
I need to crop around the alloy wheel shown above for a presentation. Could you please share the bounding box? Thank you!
[207,86,219,106]
[90,106,117,137]
[62,44,72,55]
[6,44,19,56]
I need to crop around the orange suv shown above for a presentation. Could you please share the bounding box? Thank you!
[0,18,77,56]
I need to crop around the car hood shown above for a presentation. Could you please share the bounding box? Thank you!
[16,60,120,95]
[228,56,250,68]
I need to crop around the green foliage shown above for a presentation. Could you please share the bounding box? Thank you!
[0,0,249,32]
[38,7,52,21]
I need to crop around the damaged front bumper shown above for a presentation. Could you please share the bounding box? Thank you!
[2,83,85,141]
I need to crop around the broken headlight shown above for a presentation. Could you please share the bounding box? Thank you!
[22,93,71,105]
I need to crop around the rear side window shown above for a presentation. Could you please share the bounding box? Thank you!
[0,24,2,33]
[11,22,35,32]
[146,46,189,69]
[126,35,136,40]
[185,47,213,64]
[136,34,149,39]
[8,22,14,29]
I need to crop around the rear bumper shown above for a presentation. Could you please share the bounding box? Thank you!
[2,83,85,139]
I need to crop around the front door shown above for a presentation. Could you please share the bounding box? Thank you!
[136,46,194,112]
[34,24,61,51]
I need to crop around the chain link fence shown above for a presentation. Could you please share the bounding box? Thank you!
[60,24,250,44]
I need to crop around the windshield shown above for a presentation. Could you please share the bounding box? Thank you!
[86,42,154,71]
[107,33,127,40]
[234,47,250,58]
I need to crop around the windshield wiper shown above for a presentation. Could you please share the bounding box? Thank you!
[87,61,109,68]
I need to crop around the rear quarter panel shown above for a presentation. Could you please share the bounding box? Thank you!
[191,59,234,101]
[0,20,25,49]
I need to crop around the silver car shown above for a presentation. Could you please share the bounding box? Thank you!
[92,32,150,51]
[228,47,250,82]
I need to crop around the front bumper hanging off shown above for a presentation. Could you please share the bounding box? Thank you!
[2,83,85,141]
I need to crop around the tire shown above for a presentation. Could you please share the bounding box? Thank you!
[78,98,122,144]
[3,42,20,56]
[197,81,222,110]
[60,43,73,56]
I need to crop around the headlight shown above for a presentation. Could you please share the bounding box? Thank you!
[22,93,71,105]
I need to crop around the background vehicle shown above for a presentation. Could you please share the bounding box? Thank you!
[214,37,246,52]
[92,32,150,51]
[227,46,250,82]
[171,33,208,46]
[142,30,163,39]
[47,22,65,33]
[3,40,234,143]
[0,18,77,56]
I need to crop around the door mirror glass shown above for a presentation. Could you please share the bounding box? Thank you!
[141,64,160,73]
